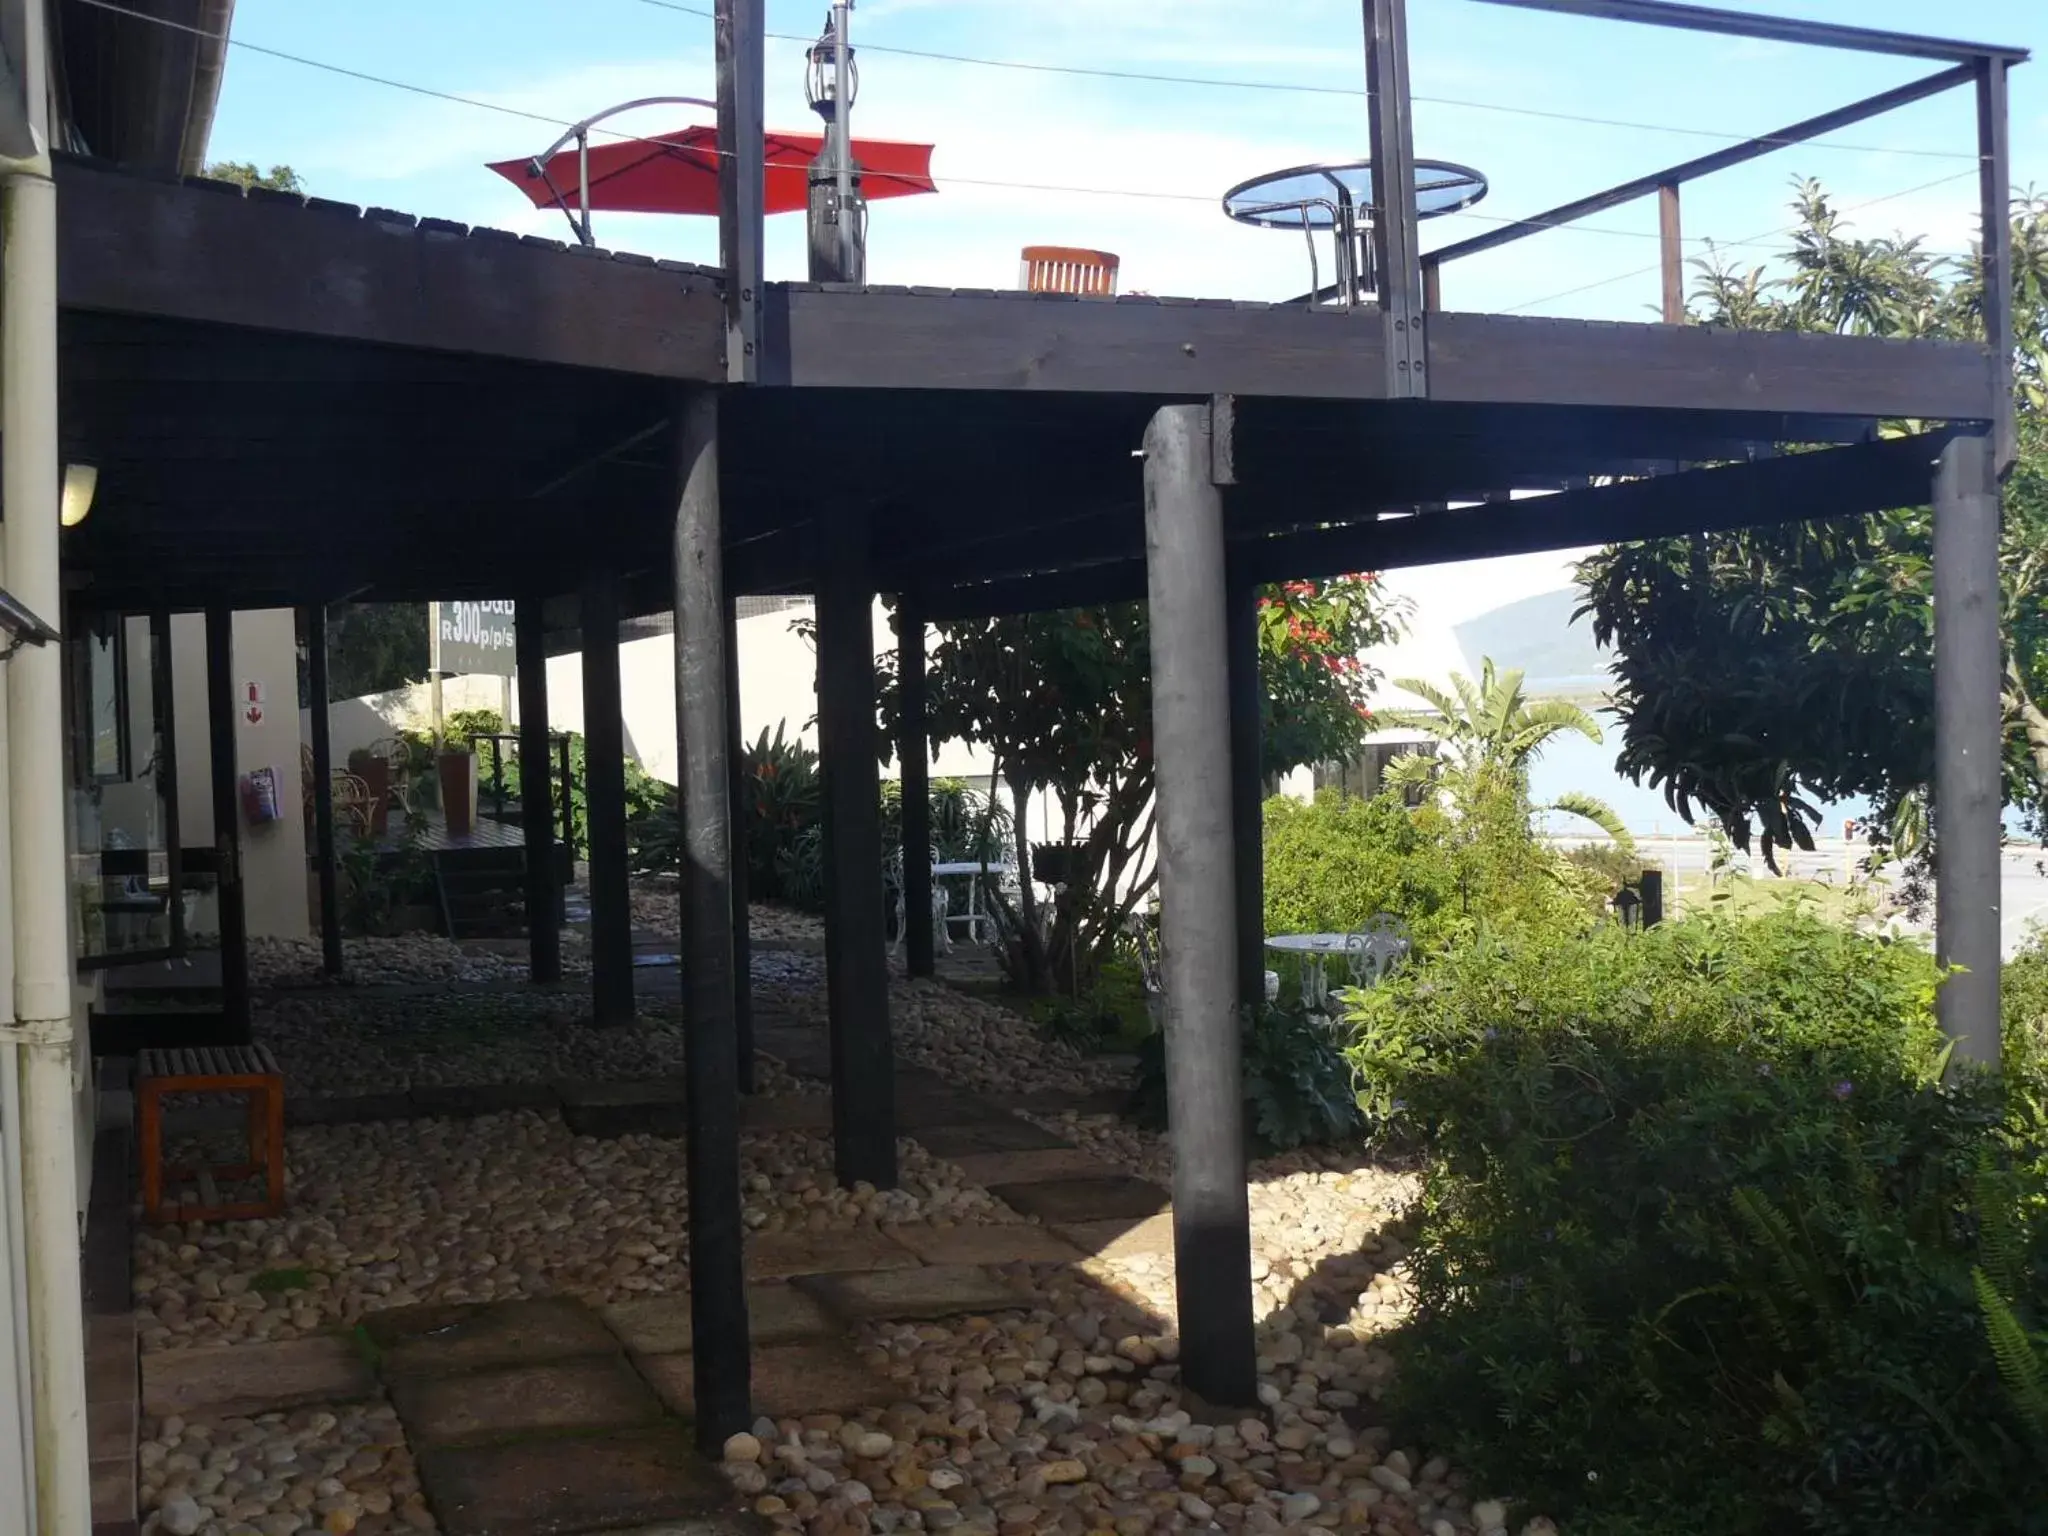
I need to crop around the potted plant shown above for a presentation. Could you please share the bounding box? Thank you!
[1031,840,1082,889]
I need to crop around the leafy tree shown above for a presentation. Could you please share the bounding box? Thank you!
[1382,658,1632,844]
[1576,181,2048,868]
[204,161,304,194]
[324,603,429,702]
[880,575,1407,993]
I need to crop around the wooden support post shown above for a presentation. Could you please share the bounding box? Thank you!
[517,598,561,984]
[205,605,250,1041]
[726,592,755,1093]
[305,604,343,976]
[898,590,935,979]
[1225,565,1265,1010]
[1364,0,1424,397]
[1934,431,2002,1065]
[716,0,765,384]
[580,569,634,1025]
[1143,403,1257,1406]
[1639,867,1664,928]
[817,510,897,1189]
[1658,181,1684,324]
[672,390,752,1447]
[1977,56,2014,475]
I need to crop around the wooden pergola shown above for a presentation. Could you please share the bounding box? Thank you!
[55,0,2021,1448]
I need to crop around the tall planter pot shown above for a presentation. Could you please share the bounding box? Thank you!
[438,750,477,838]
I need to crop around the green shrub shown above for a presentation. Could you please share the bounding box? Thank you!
[1348,910,2048,1534]
[1263,787,1598,956]
[1129,1003,1363,1152]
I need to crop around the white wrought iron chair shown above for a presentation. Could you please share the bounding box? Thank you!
[1344,912,1413,989]
[888,849,952,961]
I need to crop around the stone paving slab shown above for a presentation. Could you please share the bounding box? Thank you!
[795,1263,1031,1323]
[885,1223,1087,1267]
[736,1093,834,1132]
[743,1228,918,1282]
[559,1079,692,1139]
[366,1297,618,1379]
[392,1356,664,1448]
[417,1424,726,1536]
[602,1284,834,1356]
[1053,1212,1179,1263]
[943,1147,1125,1186]
[989,1175,1173,1224]
[141,1334,378,1419]
[910,1118,1068,1158]
[286,1092,415,1127]
[640,1338,898,1419]
[409,1082,561,1119]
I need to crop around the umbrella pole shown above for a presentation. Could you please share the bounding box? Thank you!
[833,0,855,282]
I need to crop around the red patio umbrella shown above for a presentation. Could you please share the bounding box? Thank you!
[487,124,937,220]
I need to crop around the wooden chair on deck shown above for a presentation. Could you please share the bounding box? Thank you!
[1021,246,1121,296]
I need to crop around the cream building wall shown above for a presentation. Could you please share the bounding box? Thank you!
[171,609,310,941]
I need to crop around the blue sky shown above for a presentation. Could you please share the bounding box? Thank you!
[204,1,2047,709]
[208,0,2043,318]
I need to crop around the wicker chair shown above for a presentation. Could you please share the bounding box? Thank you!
[330,772,376,837]
[1020,245,1120,296]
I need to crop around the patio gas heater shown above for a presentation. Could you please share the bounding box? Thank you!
[805,3,864,285]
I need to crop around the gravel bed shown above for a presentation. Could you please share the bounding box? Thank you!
[141,1401,433,1536]
[248,934,590,990]
[255,992,819,1098]
[719,1262,1545,1535]
[787,979,1133,1098]
[632,879,825,951]
[135,1112,1011,1354]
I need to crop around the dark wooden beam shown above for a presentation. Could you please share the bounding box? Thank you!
[816,507,896,1189]
[897,591,934,979]
[1428,314,1995,421]
[1225,563,1265,1010]
[204,604,250,1041]
[762,287,1388,396]
[672,389,753,1449]
[1236,429,1959,580]
[716,0,765,382]
[56,157,725,378]
[1978,56,2015,474]
[517,597,562,985]
[925,431,1957,617]
[759,283,1995,422]
[305,604,343,977]
[581,568,635,1025]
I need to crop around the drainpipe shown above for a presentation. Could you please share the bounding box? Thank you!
[2,0,93,1523]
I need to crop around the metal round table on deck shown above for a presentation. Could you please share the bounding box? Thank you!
[1222,159,1487,306]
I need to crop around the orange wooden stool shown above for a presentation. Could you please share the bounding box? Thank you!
[137,1045,286,1223]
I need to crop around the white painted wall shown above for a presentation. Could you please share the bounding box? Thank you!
[170,610,310,941]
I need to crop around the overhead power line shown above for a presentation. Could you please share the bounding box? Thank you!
[67,0,1974,273]
[628,0,1981,164]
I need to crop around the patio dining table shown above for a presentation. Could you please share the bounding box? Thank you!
[1265,928,1412,1014]
[932,860,1015,946]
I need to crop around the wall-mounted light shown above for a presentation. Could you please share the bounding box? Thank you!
[60,462,97,527]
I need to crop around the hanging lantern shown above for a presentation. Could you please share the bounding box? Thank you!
[804,10,858,125]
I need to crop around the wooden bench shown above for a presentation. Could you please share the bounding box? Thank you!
[137,1045,285,1224]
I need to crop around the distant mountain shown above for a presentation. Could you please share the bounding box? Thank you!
[1450,587,1610,700]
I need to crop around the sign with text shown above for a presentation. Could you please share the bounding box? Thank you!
[430,600,517,677]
